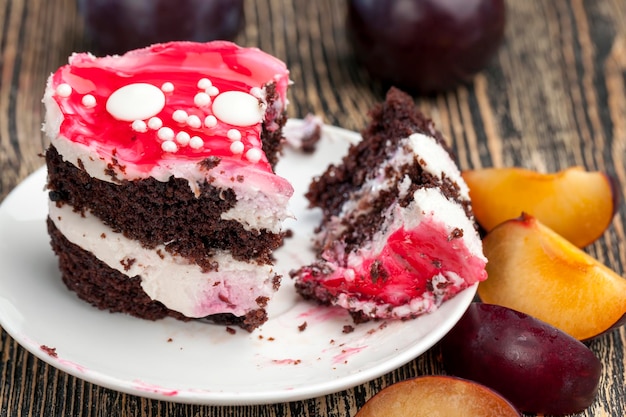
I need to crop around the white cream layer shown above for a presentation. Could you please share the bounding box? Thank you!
[49,202,277,318]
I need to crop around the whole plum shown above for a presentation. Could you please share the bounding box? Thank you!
[78,0,245,55]
[346,0,506,94]
[440,303,602,415]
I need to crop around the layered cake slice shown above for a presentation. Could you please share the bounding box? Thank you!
[44,41,292,331]
[291,88,488,322]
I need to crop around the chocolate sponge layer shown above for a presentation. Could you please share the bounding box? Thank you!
[46,145,284,270]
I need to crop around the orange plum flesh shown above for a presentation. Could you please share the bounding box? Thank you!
[462,167,618,247]
[478,213,626,340]
[354,375,520,417]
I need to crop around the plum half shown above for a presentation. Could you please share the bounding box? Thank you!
[355,375,520,417]
[440,303,602,415]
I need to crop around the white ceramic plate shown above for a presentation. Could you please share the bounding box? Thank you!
[0,120,476,405]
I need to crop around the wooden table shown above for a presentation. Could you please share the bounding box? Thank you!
[1,0,625,416]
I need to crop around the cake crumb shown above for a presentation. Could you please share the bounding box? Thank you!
[40,345,57,358]
[226,327,236,335]
[167,338,173,342]
[298,321,308,332]
[342,325,355,334]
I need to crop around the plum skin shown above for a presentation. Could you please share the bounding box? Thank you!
[440,303,602,415]
[78,0,245,55]
[346,0,506,94]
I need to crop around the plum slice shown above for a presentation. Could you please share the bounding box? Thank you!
[355,375,520,417]
[462,166,619,247]
[478,213,626,340]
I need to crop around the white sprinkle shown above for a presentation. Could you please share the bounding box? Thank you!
[197,78,212,89]
[176,131,191,146]
[189,136,204,149]
[204,115,217,128]
[227,129,242,141]
[82,94,96,108]
[186,115,202,128]
[194,92,211,107]
[161,82,175,93]
[161,140,178,153]
[172,109,188,123]
[250,86,263,99]
[230,141,244,154]
[207,86,220,96]
[148,117,163,130]
[56,83,72,98]
[157,127,175,141]
[246,148,262,163]
[131,120,148,132]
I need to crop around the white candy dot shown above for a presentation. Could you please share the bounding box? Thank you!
[186,115,202,128]
[56,83,72,98]
[194,92,211,107]
[176,131,191,146]
[106,83,165,122]
[189,136,204,149]
[197,78,212,89]
[227,129,242,141]
[82,94,96,108]
[148,117,163,130]
[212,91,264,127]
[172,109,188,123]
[161,140,178,153]
[161,82,174,93]
[246,148,262,163]
[157,127,175,141]
[250,86,263,99]
[204,115,217,128]
[230,141,244,154]
[131,120,147,132]
[207,86,220,96]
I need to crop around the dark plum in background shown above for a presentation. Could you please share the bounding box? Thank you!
[346,0,506,94]
[78,0,244,55]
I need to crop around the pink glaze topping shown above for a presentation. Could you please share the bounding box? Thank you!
[48,41,290,174]
[298,218,487,309]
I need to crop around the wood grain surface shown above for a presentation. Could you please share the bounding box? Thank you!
[1,0,625,416]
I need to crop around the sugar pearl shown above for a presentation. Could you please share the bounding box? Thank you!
[204,115,217,128]
[227,129,242,141]
[82,94,96,108]
[189,136,204,149]
[194,92,211,107]
[176,131,191,146]
[148,117,163,130]
[246,148,262,163]
[157,127,175,141]
[230,141,244,154]
[172,110,188,123]
[186,115,202,128]
[131,120,148,132]
[161,82,174,93]
[250,86,263,99]
[197,78,212,89]
[55,83,72,98]
[161,140,178,153]
[207,86,220,96]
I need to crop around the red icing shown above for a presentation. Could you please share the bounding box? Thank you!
[300,218,487,308]
[49,41,290,174]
